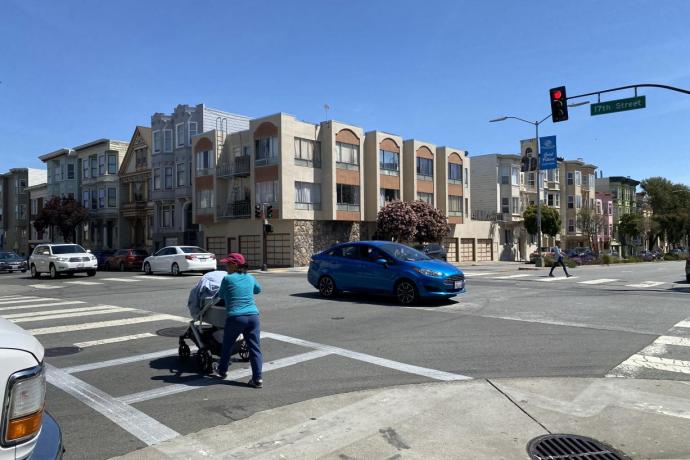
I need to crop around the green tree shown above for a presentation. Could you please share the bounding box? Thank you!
[577,205,605,251]
[616,213,643,249]
[523,205,561,238]
[376,201,418,242]
[409,200,449,243]
[640,177,690,246]
[33,196,90,243]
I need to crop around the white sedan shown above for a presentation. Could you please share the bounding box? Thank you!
[142,246,217,275]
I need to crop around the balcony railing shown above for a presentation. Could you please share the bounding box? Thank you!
[217,156,251,178]
[336,203,360,212]
[218,201,251,219]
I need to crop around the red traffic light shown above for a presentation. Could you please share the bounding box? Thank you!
[549,86,568,122]
[552,90,562,100]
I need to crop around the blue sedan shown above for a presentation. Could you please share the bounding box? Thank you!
[307,241,465,305]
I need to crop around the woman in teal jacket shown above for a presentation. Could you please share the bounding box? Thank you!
[212,252,263,388]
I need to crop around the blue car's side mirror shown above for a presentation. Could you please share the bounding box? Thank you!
[375,258,389,266]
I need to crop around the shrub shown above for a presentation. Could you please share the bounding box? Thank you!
[544,256,577,268]
[601,254,611,265]
[664,253,681,261]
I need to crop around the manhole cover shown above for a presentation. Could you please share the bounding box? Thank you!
[528,434,629,460]
[156,326,189,337]
[44,346,81,357]
[331,316,345,320]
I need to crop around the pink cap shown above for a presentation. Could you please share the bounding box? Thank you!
[220,252,246,266]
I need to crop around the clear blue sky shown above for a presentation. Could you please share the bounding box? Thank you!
[2,0,689,185]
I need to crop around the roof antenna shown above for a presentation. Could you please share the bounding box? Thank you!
[324,104,330,121]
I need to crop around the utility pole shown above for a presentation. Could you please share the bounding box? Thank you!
[261,203,267,271]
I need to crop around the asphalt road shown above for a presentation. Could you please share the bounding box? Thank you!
[1,260,688,459]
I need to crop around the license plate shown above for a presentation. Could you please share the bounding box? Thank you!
[77,263,84,268]
[454,281,464,289]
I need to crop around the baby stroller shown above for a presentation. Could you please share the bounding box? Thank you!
[178,295,249,373]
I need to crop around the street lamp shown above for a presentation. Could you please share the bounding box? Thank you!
[490,101,589,266]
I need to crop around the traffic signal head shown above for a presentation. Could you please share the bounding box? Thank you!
[254,204,262,218]
[549,86,568,123]
[266,205,273,218]
[264,223,273,233]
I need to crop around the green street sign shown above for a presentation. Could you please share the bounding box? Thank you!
[590,96,646,116]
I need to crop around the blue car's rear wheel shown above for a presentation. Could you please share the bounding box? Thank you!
[396,279,418,305]
[318,275,337,298]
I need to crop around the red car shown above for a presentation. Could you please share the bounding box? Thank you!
[105,249,149,271]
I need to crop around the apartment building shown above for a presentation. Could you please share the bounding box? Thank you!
[150,104,250,250]
[595,191,614,253]
[118,127,154,250]
[0,168,47,256]
[561,159,597,249]
[193,112,496,268]
[39,148,81,200]
[596,176,640,255]
[74,138,129,250]
[28,182,50,250]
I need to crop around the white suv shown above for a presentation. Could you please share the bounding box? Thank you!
[29,244,98,279]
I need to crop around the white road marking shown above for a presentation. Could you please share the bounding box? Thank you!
[118,350,332,404]
[492,274,532,279]
[655,336,690,348]
[64,280,103,286]
[0,301,85,312]
[46,364,179,445]
[610,354,690,375]
[28,314,186,335]
[9,306,137,323]
[62,347,195,374]
[99,277,141,282]
[2,305,127,319]
[625,281,666,288]
[74,333,158,348]
[262,331,472,382]
[538,276,577,282]
[28,284,64,289]
[0,295,30,300]
[675,320,690,329]
[578,278,619,285]
[0,297,54,305]
[462,272,492,277]
[133,276,175,280]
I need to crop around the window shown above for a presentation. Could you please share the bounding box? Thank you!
[575,171,582,186]
[153,131,161,153]
[256,180,279,204]
[197,189,214,210]
[336,142,359,169]
[67,164,75,180]
[82,191,89,208]
[464,167,469,187]
[448,163,462,183]
[588,174,595,189]
[107,188,116,207]
[176,123,185,147]
[500,166,510,185]
[91,190,97,210]
[568,195,574,209]
[83,160,89,179]
[98,155,105,176]
[608,203,613,215]
[379,188,400,207]
[528,172,535,187]
[164,167,173,189]
[448,195,463,216]
[255,137,278,165]
[504,229,513,245]
[153,168,161,190]
[336,184,360,211]
[107,154,117,174]
[465,197,469,215]
[294,138,321,167]
[511,166,520,185]
[176,163,185,186]
[160,205,174,228]
[98,188,105,208]
[417,192,434,204]
[567,172,573,185]
[511,197,520,214]
[188,122,198,145]
[163,129,173,152]
[547,193,560,207]
[575,195,582,209]
[294,182,321,210]
[53,165,62,183]
[90,156,97,177]
[379,150,399,175]
[416,157,433,179]
[568,219,575,232]
[501,197,509,214]
[196,150,213,174]
[596,200,603,214]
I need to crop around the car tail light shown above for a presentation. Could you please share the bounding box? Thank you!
[210,254,215,259]
[126,255,136,261]
[2,365,45,446]
[185,255,196,260]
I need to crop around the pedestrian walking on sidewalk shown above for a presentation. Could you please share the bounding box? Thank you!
[212,252,264,388]
[549,241,572,278]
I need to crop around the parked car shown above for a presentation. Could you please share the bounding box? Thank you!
[529,247,555,263]
[91,249,116,270]
[685,254,690,283]
[639,250,658,262]
[1,318,63,460]
[412,242,448,261]
[29,244,98,279]
[0,251,28,273]
[105,249,149,271]
[142,246,217,275]
[567,247,592,258]
[308,241,465,305]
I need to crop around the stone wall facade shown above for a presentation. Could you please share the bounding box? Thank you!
[293,220,361,266]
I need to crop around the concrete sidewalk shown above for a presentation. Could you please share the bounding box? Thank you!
[112,377,690,460]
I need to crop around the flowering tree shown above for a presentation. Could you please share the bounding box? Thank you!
[409,200,449,243]
[33,196,89,243]
[376,201,418,242]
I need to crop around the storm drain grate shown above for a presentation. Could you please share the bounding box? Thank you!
[156,326,190,337]
[528,434,629,460]
[44,346,81,357]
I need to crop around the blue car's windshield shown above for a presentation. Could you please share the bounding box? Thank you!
[378,243,431,262]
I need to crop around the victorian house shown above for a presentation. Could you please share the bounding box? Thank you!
[118,127,153,250]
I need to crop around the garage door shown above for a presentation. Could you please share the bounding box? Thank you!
[476,239,493,261]
[206,237,226,262]
[460,238,475,262]
[239,235,261,268]
[444,238,459,263]
[267,233,291,267]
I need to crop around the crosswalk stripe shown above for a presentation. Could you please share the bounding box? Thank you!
[493,274,532,279]
[578,278,619,285]
[28,284,64,289]
[613,354,690,375]
[463,272,492,277]
[0,295,30,300]
[625,281,666,288]
[99,278,141,283]
[0,297,53,305]
[675,320,690,329]
[2,305,127,319]
[28,314,187,335]
[538,276,577,282]
[132,276,175,280]
[74,333,158,348]
[10,307,138,323]
[62,347,195,374]
[0,301,86,312]
[654,336,690,347]
[64,280,103,286]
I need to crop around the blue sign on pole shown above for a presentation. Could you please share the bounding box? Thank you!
[539,136,557,170]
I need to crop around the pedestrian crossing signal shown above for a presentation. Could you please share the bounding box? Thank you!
[266,205,273,219]
[254,204,262,218]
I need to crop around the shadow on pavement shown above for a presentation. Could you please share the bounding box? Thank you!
[290,291,458,308]
[147,355,247,388]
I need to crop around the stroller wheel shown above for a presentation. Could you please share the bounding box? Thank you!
[238,339,250,362]
[196,348,213,374]
[178,343,191,360]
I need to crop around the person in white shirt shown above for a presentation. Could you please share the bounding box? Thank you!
[549,241,572,277]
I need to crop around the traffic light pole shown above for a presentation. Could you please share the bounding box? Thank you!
[261,203,268,271]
